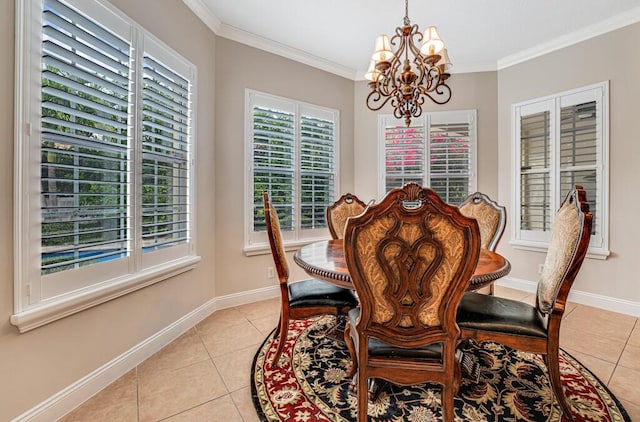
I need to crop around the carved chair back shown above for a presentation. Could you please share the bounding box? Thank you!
[326,193,368,239]
[344,183,480,348]
[458,192,506,252]
[537,186,592,315]
[263,191,289,285]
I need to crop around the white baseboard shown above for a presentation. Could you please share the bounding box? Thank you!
[12,285,279,422]
[497,276,640,317]
[214,285,279,310]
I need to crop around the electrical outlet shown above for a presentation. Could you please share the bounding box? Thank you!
[267,267,275,278]
[538,264,544,274]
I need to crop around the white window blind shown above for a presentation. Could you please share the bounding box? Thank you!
[300,113,336,229]
[384,125,425,190]
[429,120,473,204]
[379,110,476,202]
[512,82,608,258]
[246,90,339,249]
[519,109,551,232]
[252,105,296,233]
[41,0,131,274]
[559,100,598,237]
[141,54,191,252]
[13,0,198,331]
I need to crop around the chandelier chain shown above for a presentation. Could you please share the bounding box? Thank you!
[404,0,410,26]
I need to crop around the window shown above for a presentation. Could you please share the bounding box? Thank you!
[13,0,199,332]
[378,110,477,204]
[245,90,339,252]
[511,81,609,258]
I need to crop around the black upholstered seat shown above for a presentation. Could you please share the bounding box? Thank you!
[289,279,357,309]
[348,308,442,359]
[457,292,547,338]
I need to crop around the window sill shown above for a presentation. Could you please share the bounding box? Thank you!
[509,240,610,260]
[244,237,331,257]
[10,255,201,333]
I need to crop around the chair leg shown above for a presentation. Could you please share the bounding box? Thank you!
[488,283,495,296]
[357,363,368,422]
[271,314,289,367]
[545,352,574,421]
[344,320,357,378]
[442,382,455,422]
[272,315,281,339]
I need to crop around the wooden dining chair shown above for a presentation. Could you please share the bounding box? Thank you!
[263,192,358,366]
[458,192,506,295]
[326,193,368,239]
[456,186,592,421]
[342,183,481,422]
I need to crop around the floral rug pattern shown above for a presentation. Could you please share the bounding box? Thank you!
[251,316,630,421]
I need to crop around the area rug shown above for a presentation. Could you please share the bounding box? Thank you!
[251,316,630,421]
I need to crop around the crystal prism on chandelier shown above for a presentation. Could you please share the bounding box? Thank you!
[365,0,452,126]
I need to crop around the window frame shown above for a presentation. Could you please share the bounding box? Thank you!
[510,81,610,259]
[243,89,340,255]
[12,0,200,333]
[377,110,478,201]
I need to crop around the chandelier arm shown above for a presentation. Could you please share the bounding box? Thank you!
[415,66,440,93]
[406,25,423,57]
[423,83,452,105]
[413,56,429,90]
[388,29,405,69]
[376,69,398,97]
[366,88,396,112]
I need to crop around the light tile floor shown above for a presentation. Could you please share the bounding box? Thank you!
[59,286,640,421]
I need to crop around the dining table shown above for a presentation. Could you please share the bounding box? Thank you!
[293,239,511,291]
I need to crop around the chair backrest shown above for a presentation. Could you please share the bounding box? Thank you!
[458,192,506,251]
[537,186,592,314]
[326,193,368,239]
[343,183,480,347]
[263,191,288,284]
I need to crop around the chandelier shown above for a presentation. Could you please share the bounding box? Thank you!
[365,0,452,126]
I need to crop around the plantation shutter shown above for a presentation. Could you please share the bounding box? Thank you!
[40,0,131,274]
[429,118,472,204]
[384,123,425,191]
[141,54,191,252]
[252,105,296,232]
[300,112,335,230]
[519,108,551,232]
[559,100,598,237]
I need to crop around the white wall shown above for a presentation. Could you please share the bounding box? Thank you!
[0,1,217,420]
[497,22,640,305]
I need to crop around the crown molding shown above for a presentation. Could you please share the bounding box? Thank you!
[182,0,357,80]
[182,0,221,33]
[184,0,640,79]
[218,24,358,80]
[498,6,640,70]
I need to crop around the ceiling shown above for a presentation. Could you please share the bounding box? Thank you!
[184,0,640,79]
